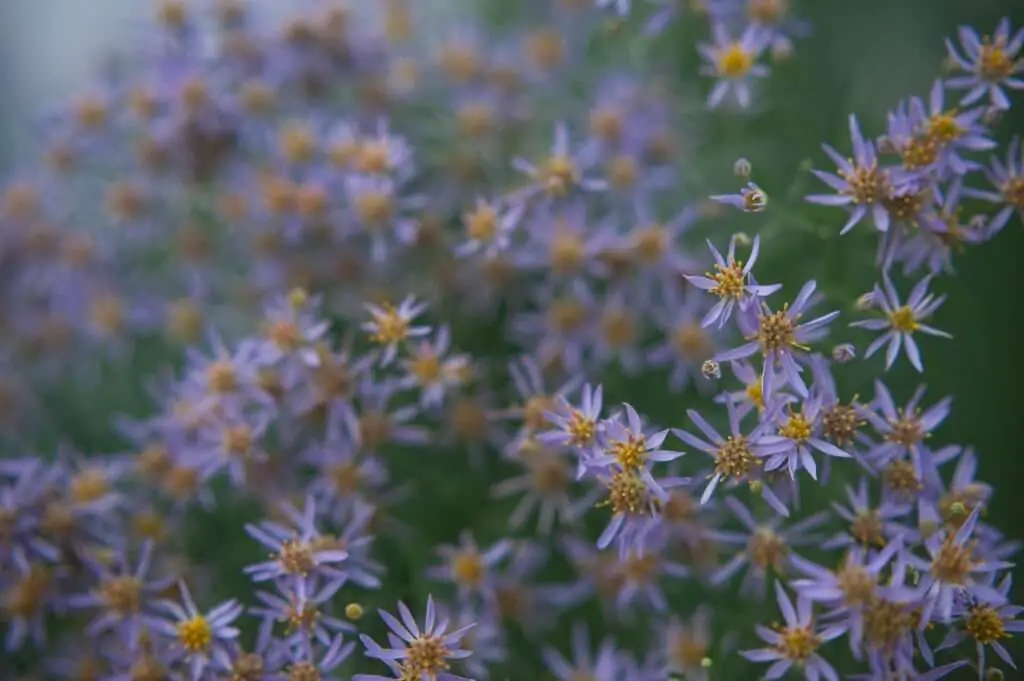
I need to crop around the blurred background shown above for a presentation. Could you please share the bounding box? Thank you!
[1,0,1023,676]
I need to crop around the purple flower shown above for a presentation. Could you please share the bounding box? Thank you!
[825,477,911,551]
[151,581,242,680]
[357,596,475,681]
[538,382,605,455]
[513,122,606,201]
[285,634,355,681]
[428,530,513,603]
[863,380,952,475]
[850,274,951,372]
[907,508,1013,624]
[759,394,853,481]
[398,326,471,408]
[966,135,1024,238]
[741,582,843,681]
[698,22,771,109]
[672,399,789,514]
[684,234,781,329]
[244,495,349,586]
[945,19,1024,109]
[709,498,828,597]
[541,623,620,681]
[362,296,430,367]
[936,574,1023,677]
[251,577,352,650]
[491,446,596,534]
[585,403,682,475]
[807,114,898,234]
[67,541,173,647]
[716,279,839,400]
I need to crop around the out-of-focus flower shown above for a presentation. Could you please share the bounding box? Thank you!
[698,23,771,108]
[945,19,1024,109]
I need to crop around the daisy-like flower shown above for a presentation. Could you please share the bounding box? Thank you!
[513,122,606,202]
[584,403,683,476]
[537,382,605,456]
[399,326,471,408]
[244,495,349,586]
[456,197,520,259]
[945,19,1024,110]
[673,399,791,515]
[863,381,952,475]
[968,135,1024,237]
[908,508,1013,624]
[685,234,781,329]
[716,280,839,400]
[807,114,899,234]
[357,596,475,681]
[362,296,430,366]
[698,22,771,109]
[759,395,853,481]
[285,634,355,681]
[936,574,1023,677]
[850,274,951,372]
[428,530,513,603]
[911,80,995,177]
[541,623,620,681]
[824,477,911,551]
[151,581,242,680]
[741,582,843,680]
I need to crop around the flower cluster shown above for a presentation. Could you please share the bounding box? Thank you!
[0,2,1021,681]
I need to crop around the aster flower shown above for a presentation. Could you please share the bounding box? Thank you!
[1,552,60,651]
[428,530,513,604]
[710,497,829,596]
[717,279,839,400]
[151,581,242,679]
[251,577,352,650]
[937,573,1023,677]
[284,634,355,681]
[358,596,475,681]
[684,233,781,329]
[612,534,689,612]
[456,197,520,259]
[673,398,790,514]
[537,382,605,455]
[67,540,173,647]
[584,403,682,476]
[912,80,996,176]
[967,135,1024,237]
[788,541,904,651]
[399,326,471,408]
[850,274,951,372]
[907,508,1013,624]
[491,445,596,534]
[759,395,853,481]
[593,460,673,552]
[663,608,714,681]
[825,477,911,551]
[807,114,899,234]
[741,582,843,681]
[945,19,1024,109]
[863,380,952,475]
[541,623,620,681]
[645,287,721,394]
[513,122,606,202]
[244,495,349,585]
[698,22,771,108]
[362,296,430,366]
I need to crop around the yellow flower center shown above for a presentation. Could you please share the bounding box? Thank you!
[888,306,919,333]
[451,552,484,586]
[840,161,891,204]
[965,605,1009,645]
[925,112,963,145]
[717,43,754,78]
[776,625,821,663]
[778,412,812,443]
[368,305,409,345]
[714,436,759,480]
[707,260,746,299]
[609,433,647,470]
[177,615,213,653]
[604,469,651,516]
[539,155,579,197]
[978,37,1014,82]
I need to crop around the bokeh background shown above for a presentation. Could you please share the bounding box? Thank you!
[1,0,1023,678]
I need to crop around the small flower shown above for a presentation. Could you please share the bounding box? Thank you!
[585,403,682,474]
[716,280,839,400]
[152,581,242,680]
[851,274,951,372]
[807,114,900,234]
[685,234,781,328]
[759,396,853,481]
[358,596,475,681]
[968,136,1024,238]
[945,19,1024,109]
[937,574,1024,677]
[513,122,606,201]
[362,296,431,366]
[740,582,844,681]
[456,197,520,258]
[244,495,349,585]
[538,383,605,455]
[710,181,768,213]
[699,22,771,108]
[428,531,512,603]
